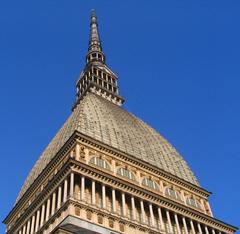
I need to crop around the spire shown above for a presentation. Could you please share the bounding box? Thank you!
[87,10,105,64]
[73,10,124,110]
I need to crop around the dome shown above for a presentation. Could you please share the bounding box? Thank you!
[17,93,199,202]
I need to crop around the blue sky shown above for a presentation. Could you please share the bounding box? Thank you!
[0,0,239,232]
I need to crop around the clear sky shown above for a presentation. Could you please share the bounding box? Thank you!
[0,0,239,232]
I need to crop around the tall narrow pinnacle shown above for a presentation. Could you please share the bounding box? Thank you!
[89,10,101,51]
[73,10,124,111]
[87,10,105,63]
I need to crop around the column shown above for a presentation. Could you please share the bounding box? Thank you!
[26,220,30,234]
[160,180,164,192]
[121,192,126,216]
[112,189,116,213]
[76,144,80,159]
[19,229,22,234]
[140,200,145,223]
[51,192,56,216]
[174,213,181,234]
[81,176,85,201]
[70,172,74,197]
[70,149,74,158]
[30,215,35,234]
[198,223,203,234]
[22,225,26,234]
[190,220,196,234]
[131,196,136,220]
[182,217,188,234]
[205,226,210,234]
[181,190,186,204]
[149,203,155,226]
[212,229,216,234]
[40,203,45,227]
[102,184,106,209]
[46,198,51,221]
[35,210,40,232]
[92,180,96,205]
[112,160,116,175]
[166,210,173,233]
[158,207,164,230]
[57,185,62,209]
[63,178,68,203]
[75,183,80,200]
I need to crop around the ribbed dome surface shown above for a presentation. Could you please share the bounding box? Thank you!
[17,93,199,202]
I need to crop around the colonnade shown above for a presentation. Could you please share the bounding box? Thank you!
[18,173,223,234]
[18,173,74,234]
[76,174,222,234]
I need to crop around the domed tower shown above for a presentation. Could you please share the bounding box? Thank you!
[4,10,237,234]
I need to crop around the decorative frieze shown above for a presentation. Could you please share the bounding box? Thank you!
[4,138,237,234]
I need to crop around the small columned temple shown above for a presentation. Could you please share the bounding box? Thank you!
[4,11,237,234]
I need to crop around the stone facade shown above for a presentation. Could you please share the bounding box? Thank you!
[3,10,237,234]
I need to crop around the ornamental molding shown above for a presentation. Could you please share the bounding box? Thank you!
[6,164,72,234]
[4,133,77,224]
[5,131,237,234]
[74,131,211,197]
[71,158,235,233]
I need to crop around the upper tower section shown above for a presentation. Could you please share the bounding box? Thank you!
[73,10,124,110]
[87,10,105,63]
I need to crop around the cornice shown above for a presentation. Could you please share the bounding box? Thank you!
[4,130,237,234]
[71,201,162,234]
[74,131,211,197]
[5,155,237,234]
[5,160,73,234]
[3,131,77,224]
[71,158,237,233]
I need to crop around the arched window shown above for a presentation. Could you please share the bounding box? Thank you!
[186,197,201,209]
[142,178,159,191]
[117,168,136,181]
[165,187,181,200]
[89,157,110,171]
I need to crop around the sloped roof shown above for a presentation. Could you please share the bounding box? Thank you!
[17,93,199,202]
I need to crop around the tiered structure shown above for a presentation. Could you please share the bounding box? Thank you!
[4,11,237,234]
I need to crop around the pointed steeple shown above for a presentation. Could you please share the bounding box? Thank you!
[87,10,105,64]
[73,10,124,110]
